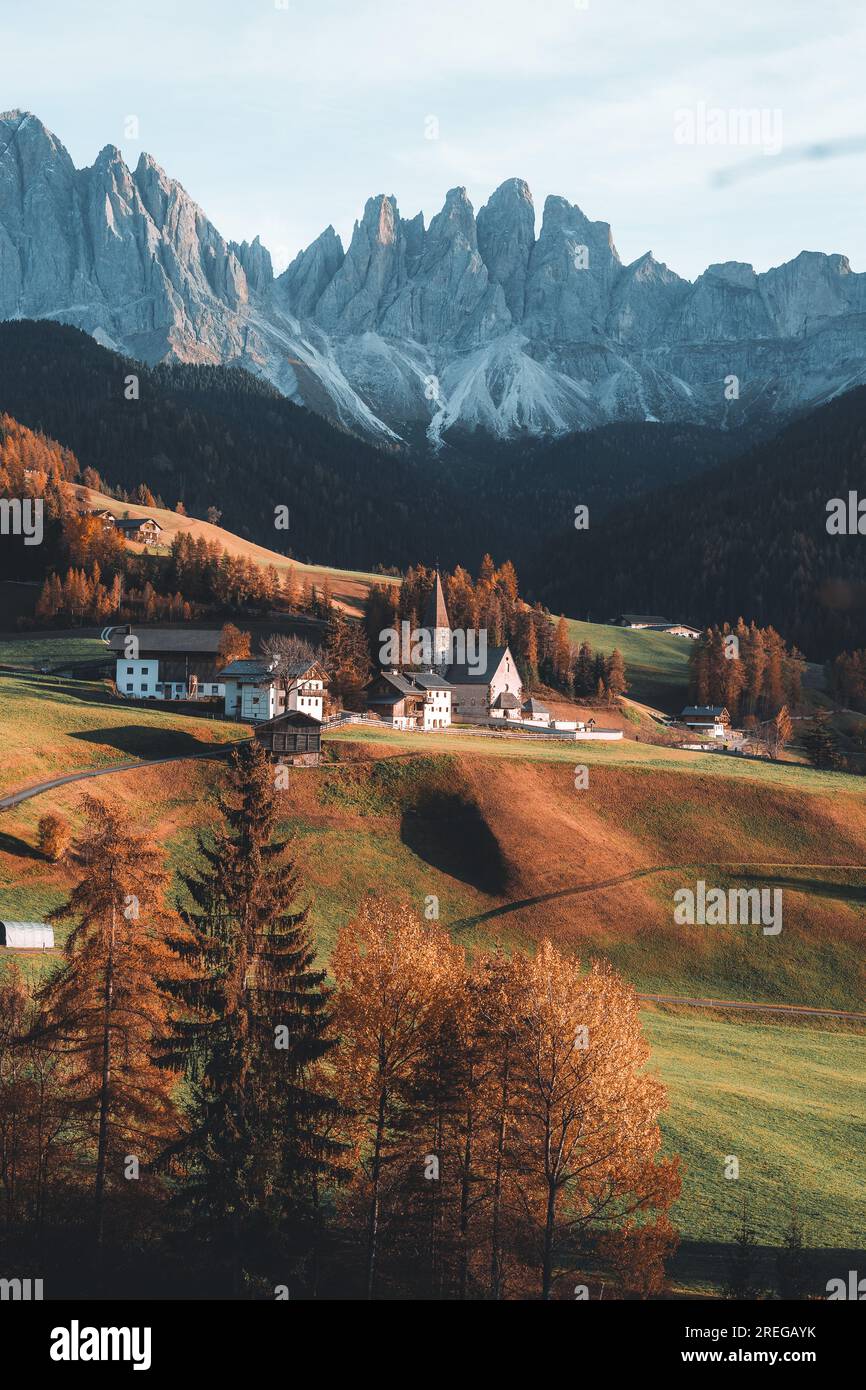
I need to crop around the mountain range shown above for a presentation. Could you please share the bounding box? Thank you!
[3,109,866,445]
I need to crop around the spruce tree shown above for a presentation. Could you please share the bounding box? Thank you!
[161,742,345,1294]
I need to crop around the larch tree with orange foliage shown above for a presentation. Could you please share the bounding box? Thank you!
[29,796,192,1246]
[330,898,463,1299]
[510,944,680,1300]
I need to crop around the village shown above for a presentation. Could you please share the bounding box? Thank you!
[105,570,633,763]
[101,572,750,770]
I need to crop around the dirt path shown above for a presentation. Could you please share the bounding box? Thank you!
[448,859,866,931]
[449,859,866,1023]
[636,993,866,1021]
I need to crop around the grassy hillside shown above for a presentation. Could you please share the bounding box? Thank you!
[1,686,863,1284]
[72,484,397,617]
[558,616,692,711]
[0,671,244,795]
[648,1009,866,1290]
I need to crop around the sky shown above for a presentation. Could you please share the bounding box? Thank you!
[5,0,866,278]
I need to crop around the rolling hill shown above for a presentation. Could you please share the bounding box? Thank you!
[1,697,864,1283]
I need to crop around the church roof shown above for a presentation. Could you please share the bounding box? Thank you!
[445,646,511,685]
[421,571,450,631]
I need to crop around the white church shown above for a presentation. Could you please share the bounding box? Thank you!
[367,571,549,728]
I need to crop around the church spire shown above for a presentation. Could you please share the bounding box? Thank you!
[421,569,450,632]
[421,569,451,671]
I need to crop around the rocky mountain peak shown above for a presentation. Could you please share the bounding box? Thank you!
[2,113,866,445]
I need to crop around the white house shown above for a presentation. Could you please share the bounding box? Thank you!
[221,657,327,724]
[108,628,225,700]
[412,671,452,729]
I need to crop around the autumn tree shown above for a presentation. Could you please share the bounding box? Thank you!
[331,899,463,1298]
[325,608,371,710]
[38,812,71,863]
[768,704,793,759]
[552,617,572,689]
[216,622,251,671]
[605,648,628,704]
[510,943,680,1299]
[29,797,189,1245]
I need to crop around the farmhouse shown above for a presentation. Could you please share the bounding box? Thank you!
[412,671,452,728]
[221,657,327,724]
[108,627,225,700]
[365,670,452,730]
[0,921,54,949]
[254,710,322,766]
[614,614,701,638]
[111,516,163,546]
[679,705,731,737]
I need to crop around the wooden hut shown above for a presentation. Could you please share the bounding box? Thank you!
[253,710,322,766]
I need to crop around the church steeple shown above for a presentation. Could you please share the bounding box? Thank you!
[421,570,451,670]
[422,569,450,632]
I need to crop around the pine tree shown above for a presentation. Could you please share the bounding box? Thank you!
[161,742,345,1295]
[801,709,840,769]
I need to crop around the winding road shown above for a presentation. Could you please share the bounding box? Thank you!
[0,745,243,811]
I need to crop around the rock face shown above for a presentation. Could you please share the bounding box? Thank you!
[3,109,866,444]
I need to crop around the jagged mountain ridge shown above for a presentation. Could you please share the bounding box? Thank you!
[2,109,866,444]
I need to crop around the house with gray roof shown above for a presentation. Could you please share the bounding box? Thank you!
[365,670,452,730]
[221,656,327,723]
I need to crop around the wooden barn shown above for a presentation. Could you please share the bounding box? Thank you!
[253,710,322,766]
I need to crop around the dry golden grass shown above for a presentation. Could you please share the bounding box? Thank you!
[73,483,398,616]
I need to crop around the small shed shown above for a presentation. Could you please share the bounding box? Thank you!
[522,697,551,725]
[0,921,55,949]
[254,710,322,766]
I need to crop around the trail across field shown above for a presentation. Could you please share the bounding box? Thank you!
[636,993,866,1021]
[448,860,866,931]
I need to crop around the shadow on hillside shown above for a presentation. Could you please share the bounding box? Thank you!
[671,1238,866,1295]
[400,790,512,896]
[0,830,40,860]
[743,872,866,904]
[69,726,227,759]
